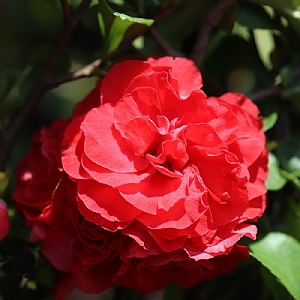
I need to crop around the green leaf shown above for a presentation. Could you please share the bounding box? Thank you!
[98,0,115,38]
[265,152,287,191]
[250,232,300,300]
[108,13,153,53]
[261,266,293,300]
[253,29,275,70]
[263,112,278,132]
[98,0,153,55]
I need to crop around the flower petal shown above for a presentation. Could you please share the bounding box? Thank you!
[118,171,190,214]
[147,56,204,99]
[82,104,149,173]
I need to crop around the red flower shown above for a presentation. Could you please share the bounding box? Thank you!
[13,57,268,295]
[60,57,268,292]
[0,200,10,240]
[42,176,124,295]
[13,118,70,242]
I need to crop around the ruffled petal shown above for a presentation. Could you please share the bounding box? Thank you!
[81,104,149,173]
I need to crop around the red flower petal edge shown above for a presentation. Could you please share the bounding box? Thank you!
[0,200,10,240]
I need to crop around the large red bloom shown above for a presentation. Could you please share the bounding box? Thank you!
[13,118,70,242]
[13,57,268,296]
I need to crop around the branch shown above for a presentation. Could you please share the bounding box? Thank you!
[190,0,235,65]
[149,27,177,57]
[249,85,282,102]
[153,1,186,23]
[60,0,72,25]
[0,0,92,171]
[47,58,102,89]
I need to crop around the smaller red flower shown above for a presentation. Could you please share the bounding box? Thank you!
[0,200,9,240]
[13,119,70,242]
[42,176,124,296]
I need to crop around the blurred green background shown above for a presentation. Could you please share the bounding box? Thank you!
[1,0,300,299]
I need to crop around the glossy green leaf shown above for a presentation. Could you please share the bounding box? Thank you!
[261,266,293,300]
[263,112,278,132]
[250,232,300,300]
[265,152,287,191]
[108,13,153,53]
[98,0,153,55]
[98,0,115,38]
[253,29,275,70]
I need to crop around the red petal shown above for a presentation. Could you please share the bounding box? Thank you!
[101,60,150,105]
[114,87,162,138]
[61,116,86,180]
[147,56,204,99]
[0,201,9,240]
[220,92,259,117]
[77,180,141,227]
[184,123,227,150]
[42,178,76,272]
[118,170,190,214]
[72,259,119,294]
[81,152,155,188]
[82,104,149,173]
[182,96,239,143]
[125,116,161,156]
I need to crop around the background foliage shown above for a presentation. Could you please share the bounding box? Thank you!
[1,0,300,299]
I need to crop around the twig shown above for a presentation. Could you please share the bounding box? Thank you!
[48,58,102,89]
[153,1,186,23]
[190,0,235,65]
[149,27,177,57]
[0,0,92,171]
[60,0,72,25]
[249,85,281,102]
